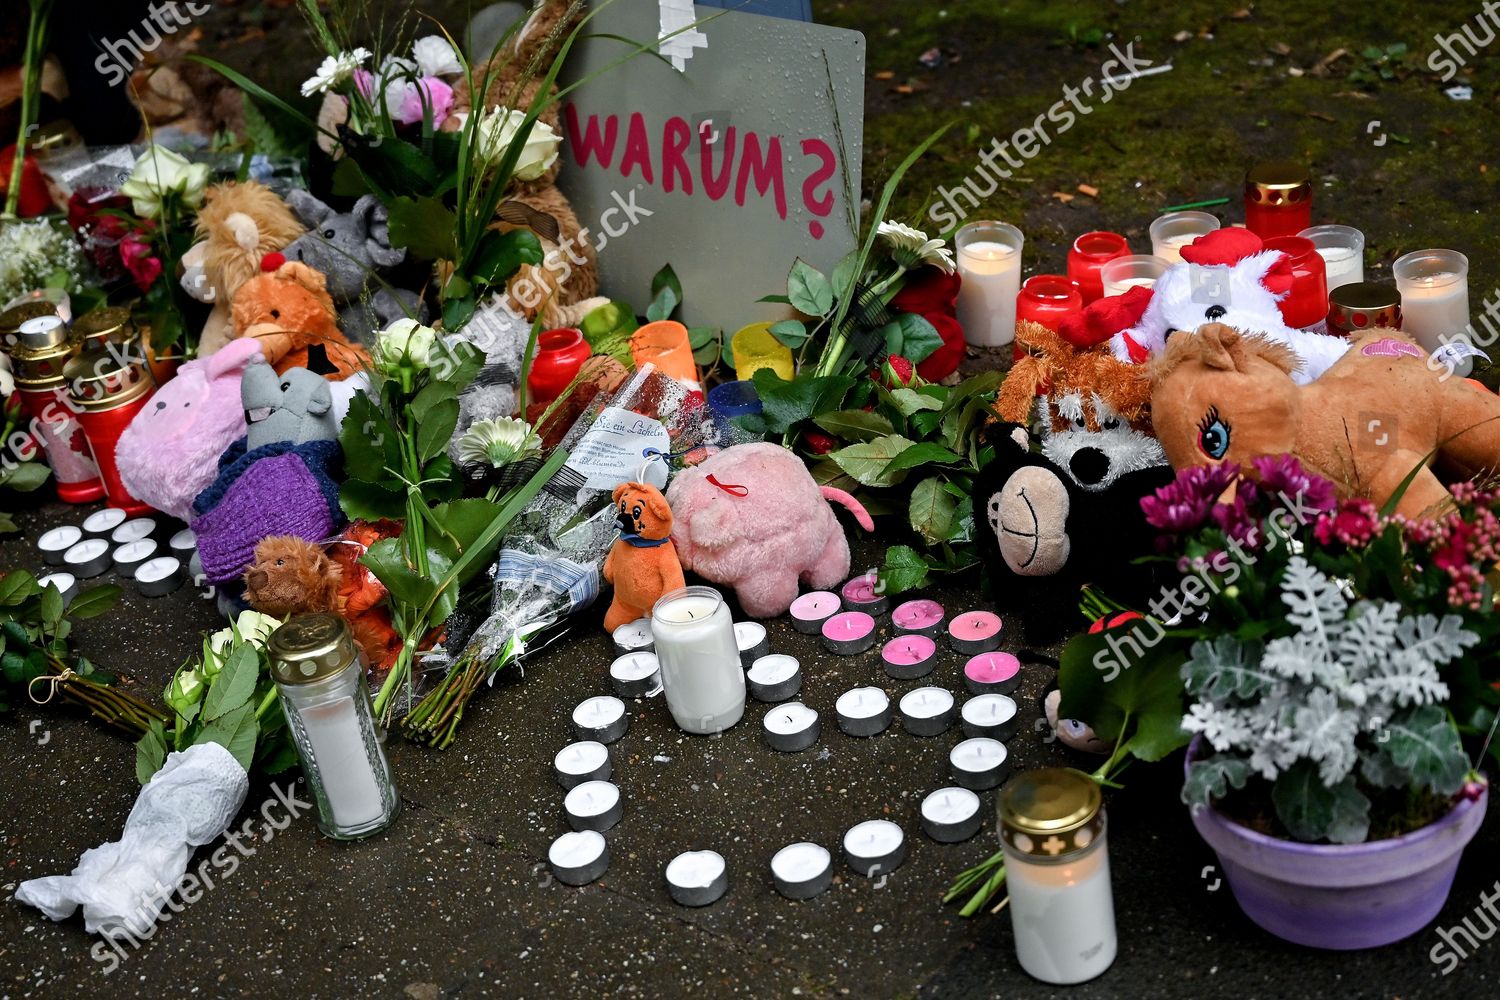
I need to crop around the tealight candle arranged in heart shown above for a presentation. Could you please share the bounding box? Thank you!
[891,598,945,638]
[822,611,876,655]
[62,537,112,579]
[964,651,1021,695]
[37,572,78,605]
[763,702,820,752]
[168,527,197,559]
[665,850,729,907]
[572,695,629,744]
[843,819,907,877]
[898,686,957,737]
[840,572,889,615]
[961,693,1019,740]
[80,507,127,539]
[112,537,158,577]
[609,651,661,699]
[548,829,609,886]
[771,842,833,900]
[734,621,770,667]
[134,555,185,596]
[920,787,983,843]
[881,635,937,680]
[950,737,1010,790]
[611,617,654,655]
[563,779,623,832]
[37,525,82,565]
[789,591,839,634]
[836,686,892,737]
[948,610,1002,654]
[747,654,802,702]
[109,516,157,546]
[553,740,611,790]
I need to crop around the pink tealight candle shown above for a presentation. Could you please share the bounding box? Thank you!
[964,651,1021,695]
[948,610,1002,655]
[822,611,877,655]
[891,599,945,638]
[789,591,840,634]
[840,572,889,615]
[880,634,937,680]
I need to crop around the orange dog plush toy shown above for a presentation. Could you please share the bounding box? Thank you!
[602,482,686,632]
[230,256,371,380]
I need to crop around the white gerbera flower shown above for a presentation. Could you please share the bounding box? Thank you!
[456,417,542,468]
[300,48,372,97]
[877,221,955,273]
[412,35,463,77]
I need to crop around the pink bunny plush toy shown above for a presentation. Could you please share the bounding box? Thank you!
[116,338,263,520]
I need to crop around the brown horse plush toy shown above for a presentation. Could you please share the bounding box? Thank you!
[602,482,686,632]
[1150,323,1500,516]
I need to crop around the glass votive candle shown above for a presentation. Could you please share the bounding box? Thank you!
[630,320,701,392]
[1327,282,1402,338]
[1244,161,1313,240]
[1393,249,1470,357]
[1149,211,1220,265]
[1298,225,1365,291]
[955,220,1024,348]
[1067,232,1130,304]
[526,328,592,408]
[1016,275,1084,335]
[1099,254,1170,297]
[730,321,794,382]
[651,585,746,735]
[707,380,761,422]
[1263,236,1328,330]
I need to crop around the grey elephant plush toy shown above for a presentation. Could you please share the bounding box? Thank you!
[281,191,427,342]
[241,353,340,451]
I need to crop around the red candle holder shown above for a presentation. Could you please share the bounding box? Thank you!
[64,347,155,515]
[1014,276,1084,360]
[526,327,592,408]
[1264,236,1328,330]
[1244,161,1313,240]
[1067,232,1130,304]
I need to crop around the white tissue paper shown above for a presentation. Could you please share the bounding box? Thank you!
[16,742,249,939]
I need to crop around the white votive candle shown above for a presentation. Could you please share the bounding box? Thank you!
[770,842,833,900]
[80,507,127,539]
[961,693,1019,740]
[764,702,820,752]
[612,617,654,655]
[1394,249,1471,359]
[553,740,611,790]
[62,537,111,578]
[746,654,802,702]
[665,850,729,907]
[134,555,185,597]
[734,621,770,666]
[1100,254,1170,297]
[609,651,661,699]
[110,517,156,546]
[572,695,629,743]
[899,686,957,737]
[843,819,907,877]
[112,537,158,577]
[956,221,1024,347]
[1300,224,1365,291]
[1149,210,1220,265]
[302,698,385,830]
[950,737,1010,790]
[36,571,78,605]
[37,525,82,565]
[920,786,983,843]
[652,586,745,735]
[836,686,892,737]
[563,779,623,832]
[548,829,609,886]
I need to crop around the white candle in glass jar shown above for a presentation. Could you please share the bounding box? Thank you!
[302,698,385,830]
[1300,224,1365,291]
[651,586,746,735]
[1149,211,1220,265]
[1394,249,1471,360]
[956,222,1024,347]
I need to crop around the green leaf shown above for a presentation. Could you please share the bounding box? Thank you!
[0,512,17,535]
[1182,757,1251,809]
[651,263,683,303]
[1377,704,1469,796]
[340,479,408,521]
[200,703,259,773]
[879,545,930,595]
[767,319,810,348]
[3,462,51,492]
[340,390,400,483]
[910,477,958,545]
[750,370,854,435]
[416,398,461,463]
[646,284,679,323]
[887,442,963,476]
[1273,761,1370,844]
[812,409,894,443]
[829,434,918,487]
[893,312,944,364]
[471,229,544,287]
[441,293,477,332]
[757,294,792,305]
[429,339,484,391]
[428,498,504,587]
[830,251,860,298]
[135,720,169,785]
[37,585,63,627]
[0,571,39,607]
[202,644,260,723]
[1057,624,1191,762]
[787,258,833,317]
[887,387,943,416]
[360,537,452,621]
[410,381,459,423]
[386,196,457,260]
[65,584,121,620]
[1181,636,1277,700]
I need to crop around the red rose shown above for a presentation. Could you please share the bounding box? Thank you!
[804,430,837,455]
[891,266,965,381]
[880,354,916,387]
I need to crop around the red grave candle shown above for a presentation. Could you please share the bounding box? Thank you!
[527,328,592,408]
[1013,275,1084,360]
[1068,232,1130,304]
[1264,236,1329,330]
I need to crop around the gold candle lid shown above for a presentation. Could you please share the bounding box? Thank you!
[269,613,359,685]
[73,306,136,347]
[1245,161,1312,205]
[1328,282,1402,336]
[999,767,1104,861]
[63,347,152,410]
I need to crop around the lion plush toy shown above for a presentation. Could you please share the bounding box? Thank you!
[602,482,686,632]
[1150,323,1500,516]
[230,257,371,380]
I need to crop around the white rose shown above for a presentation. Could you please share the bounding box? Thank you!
[412,35,462,77]
[118,145,210,219]
[374,318,438,373]
[475,107,561,181]
[234,610,282,647]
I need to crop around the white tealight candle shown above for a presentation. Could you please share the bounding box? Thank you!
[37,525,82,565]
[134,555,185,597]
[652,586,745,735]
[62,537,112,579]
[168,527,197,558]
[612,617,654,655]
[112,537,158,577]
[843,819,907,877]
[553,740,611,790]
[572,695,629,744]
[563,779,623,832]
[770,842,833,900]
[80,508,127,539]
[961,693,1019,740]
[36,571,78,605]
[898,686,957,737]
[665,850,729,907]
[609,651,661,699]
[763,702,820,752]
[950,737,1011,791]
[746,654,802,703]
[734,621,770,667]
[548,829,609,886]
[920,787,983,843]
[835,686,892,737]
[110,517,156,546]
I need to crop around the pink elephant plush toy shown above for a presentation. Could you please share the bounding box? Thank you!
[666,443,874,618]
[116,338,263,520]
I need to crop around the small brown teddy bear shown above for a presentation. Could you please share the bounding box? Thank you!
[601,481,686,632]
[230,258,371,380]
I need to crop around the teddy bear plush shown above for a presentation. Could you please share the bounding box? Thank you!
[1150,323,1500,517]
[601,482,686,632]
[280,191,427,342]
[230,257,371,380]
[115,338,264,521]
[184,181,305,357]
[665,443,875,618]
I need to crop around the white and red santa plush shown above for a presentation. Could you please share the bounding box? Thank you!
[1098,228,1350,384]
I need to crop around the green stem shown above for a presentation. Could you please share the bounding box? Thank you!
[373,637,417,723]
[6,2,51,219]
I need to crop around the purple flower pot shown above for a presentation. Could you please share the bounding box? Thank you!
[1186,737,1488,950]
